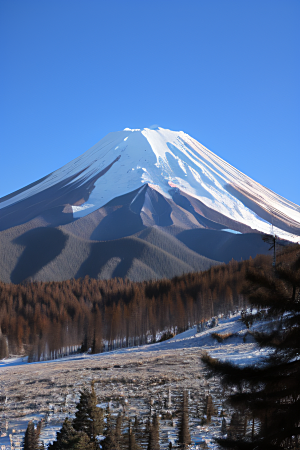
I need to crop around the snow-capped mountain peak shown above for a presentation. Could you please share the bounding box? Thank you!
[1,127,299,242]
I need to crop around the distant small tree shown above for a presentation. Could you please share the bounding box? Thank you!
[102,412,120,450]
[0,335,8,359]
[73,381,103,441]
[147,413,160,450]
[205,394,214,423]
[80,332,89,353]
[132,416,143,444]
[178,391,191,449]
[91,330,97,354]
[48,418,81,449]
[72,432,95,450]
[127,420,140,450]
[227,413,246,441]
[221,417,227,436]
[49,381,103,449]
[23,421,40,450]
[115,413,122,446]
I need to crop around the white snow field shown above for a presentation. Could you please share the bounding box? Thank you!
[1,127,299,241]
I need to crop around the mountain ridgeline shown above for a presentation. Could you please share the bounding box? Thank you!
[0,127,299,283]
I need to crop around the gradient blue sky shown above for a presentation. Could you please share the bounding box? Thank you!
[1,1,299,205]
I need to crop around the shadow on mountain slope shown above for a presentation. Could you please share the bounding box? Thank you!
[177,229,271,263]
[75,236,200,281]
[89,185,174,241]
[135,227,220,270]
[90,206,146,241]
[11,228,69,283]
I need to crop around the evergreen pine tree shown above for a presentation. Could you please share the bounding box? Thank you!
[202,246,300,449]
[178,391,191,449]
[89,381,104,438]
[91,330,97,354]
[129,429,138,450]
[72,387,91,434]
[221,417,227,436]
[80,332,89,353]
[126,421,140,450]
[147,413,160,450]
[227,413,246,441]
[132,416,142,446]
[23,421,39,450]
[73,431,95,450]
[48,418,81,450]
[145,416,151,435]
[102,412,120,450]
[72,381,103,441]
[205,394,214,423]
[115,412,122,445]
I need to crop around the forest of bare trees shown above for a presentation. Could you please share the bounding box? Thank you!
[0,254,272,361]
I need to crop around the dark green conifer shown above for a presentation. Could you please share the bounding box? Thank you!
[115,412,122,445]
[73,381,103,441]
[126,421,140,450]
[205,394,214,423]
[89,381,104,437]
[72,387,91,434]
[227,413,245,441]
[73,431,95,450]
[129,430,138,450]
[132,416,142,446]
[23,421,39,450]
[48,418,80,450]
[80,331,89,353]
[147,413,160,450]
[221,417,227,436]
[102,412,120,450]
[202,246,300,449]
[178,391,191,449]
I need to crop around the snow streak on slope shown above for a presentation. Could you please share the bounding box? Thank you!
[1,127,299,241]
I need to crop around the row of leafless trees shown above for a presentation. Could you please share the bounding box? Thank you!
[0,255,270,360]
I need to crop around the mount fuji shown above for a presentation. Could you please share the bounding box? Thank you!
[1,126,299,283]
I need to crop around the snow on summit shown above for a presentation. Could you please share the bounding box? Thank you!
[1,126,300,241]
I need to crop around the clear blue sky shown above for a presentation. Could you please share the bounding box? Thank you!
[1,0,299,205]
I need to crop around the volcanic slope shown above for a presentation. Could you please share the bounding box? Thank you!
[1,126,299,282]
[0,184,271,283]
[0,221,219,284]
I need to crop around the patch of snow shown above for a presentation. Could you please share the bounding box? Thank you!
[221,229,242,234]
[129,185,147,206]
[71,203,94,213]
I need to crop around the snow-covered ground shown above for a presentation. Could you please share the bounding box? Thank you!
[1,126,299,242]
[0,313,270,449]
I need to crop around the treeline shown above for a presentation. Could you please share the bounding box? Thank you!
[0,253,272,361]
